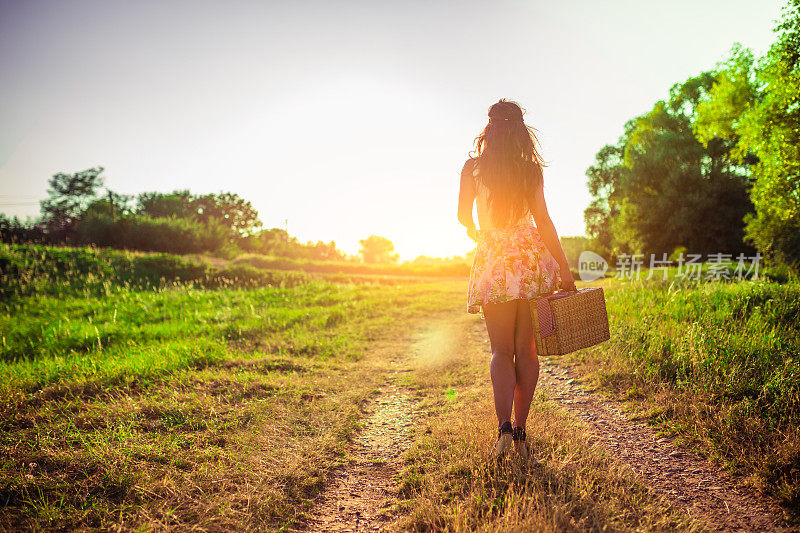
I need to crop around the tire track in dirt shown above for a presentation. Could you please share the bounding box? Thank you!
[303,357,418,532]
[537,360,795,532]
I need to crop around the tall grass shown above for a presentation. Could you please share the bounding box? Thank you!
[0,244,311,300]
[568,277,800,508]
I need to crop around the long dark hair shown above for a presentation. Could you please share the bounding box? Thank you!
[471,99,545,227]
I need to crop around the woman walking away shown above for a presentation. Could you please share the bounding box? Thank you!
[458,99,576,460]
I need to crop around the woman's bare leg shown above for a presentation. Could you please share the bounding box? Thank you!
[512,299,539,428]
[482,301,518,426]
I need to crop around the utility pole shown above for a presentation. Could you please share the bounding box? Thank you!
[108,189,115,221]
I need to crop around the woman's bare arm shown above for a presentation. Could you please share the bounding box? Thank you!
[530,178,576,289]
[458,160,478,241]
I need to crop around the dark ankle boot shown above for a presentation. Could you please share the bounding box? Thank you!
[512,426,528,460]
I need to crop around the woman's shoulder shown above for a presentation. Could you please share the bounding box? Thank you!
[461,157,480,181]
[461,157,478,173]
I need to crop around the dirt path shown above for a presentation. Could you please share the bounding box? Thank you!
[304,313,794,532]
[303,358,417,532]
[538,360,795,532]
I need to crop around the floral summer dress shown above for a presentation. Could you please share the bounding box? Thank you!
[465,161,561,314]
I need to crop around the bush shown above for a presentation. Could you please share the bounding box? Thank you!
[0,244,308,300]
[0,214,46,244]
[76,213,230,255]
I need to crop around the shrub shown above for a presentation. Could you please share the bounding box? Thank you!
[76,213,230,255]
[0,244,308,300]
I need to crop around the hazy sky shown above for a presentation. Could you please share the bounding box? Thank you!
[0,0,785,259]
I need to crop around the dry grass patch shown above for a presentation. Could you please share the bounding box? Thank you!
[0,355,375,531]
[400,398,698,532]
[397,311,699,531]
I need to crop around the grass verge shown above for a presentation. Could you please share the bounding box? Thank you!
[565,277,800,512]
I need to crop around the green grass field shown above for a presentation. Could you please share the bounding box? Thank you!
[565,276,800,507]
[1,244,798,530]
[0,244,460,529]
[232,252,470,278]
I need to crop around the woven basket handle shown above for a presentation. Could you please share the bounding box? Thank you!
[553,288,579,296]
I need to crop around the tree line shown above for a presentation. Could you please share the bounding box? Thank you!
[0,167,404,263]
[585,0,799,271]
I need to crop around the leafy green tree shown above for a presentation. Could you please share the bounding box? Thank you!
[39,167,105,242]
[359,235,399,263]
[584,143,627,257]
[694,44,758,155]
[237,228,345,260]
[193,192,262,238]
[136,190,194,219]
[305,240,345,261]
[246,228,297,256]
[136,190,261,238]
[83,191,134,221]
[585,74,753,258]
[697,2,800,267]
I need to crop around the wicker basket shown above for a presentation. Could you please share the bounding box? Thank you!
[531,288,610,356]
